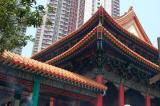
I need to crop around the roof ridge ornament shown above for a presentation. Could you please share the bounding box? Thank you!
[128,6,133,12]
[98,20,102,27]
[96,8,105,75]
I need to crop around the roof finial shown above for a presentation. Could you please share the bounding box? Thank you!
[98,20,102,26]
[129,6,133,11]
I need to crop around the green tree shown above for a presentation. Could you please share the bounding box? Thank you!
[0,0,52,53]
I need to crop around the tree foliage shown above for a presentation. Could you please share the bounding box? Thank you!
[0,0,47,53]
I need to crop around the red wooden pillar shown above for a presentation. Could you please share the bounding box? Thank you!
[50,97,55,106]
[118,82,124,106]
[145,94,151,106]
[76,100,80,106]
[97,95,103,106]
[96,75,104,106]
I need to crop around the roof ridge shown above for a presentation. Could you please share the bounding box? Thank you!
[102,8,157,52]
[31,7,102,59]
[115,8,152,45]
[103,29,160,71]
[46,25,99,64]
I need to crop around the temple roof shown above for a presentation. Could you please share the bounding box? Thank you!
[115,7,152,45]
[46,25,160,72]
[0,51,107,91]
[31,7,158,60]
[31,9,100,59]
[46,26,98,64]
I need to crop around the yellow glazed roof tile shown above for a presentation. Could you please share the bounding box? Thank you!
[0,51,107,91]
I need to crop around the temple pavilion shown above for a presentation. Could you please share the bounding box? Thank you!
[0,6,160,106]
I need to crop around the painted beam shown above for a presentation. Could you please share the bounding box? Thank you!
[103,70,160,98]
[32,78,40,106]
[40,76,97,97]
[149,74,160,84]
[0,65,98,97]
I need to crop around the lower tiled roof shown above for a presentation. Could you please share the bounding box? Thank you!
[0,51,107,91]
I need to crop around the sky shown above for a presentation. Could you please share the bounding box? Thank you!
[22,0,160,57]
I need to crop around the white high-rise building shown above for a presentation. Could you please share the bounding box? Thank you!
[92,0,120,17]
[32,0,85,55]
